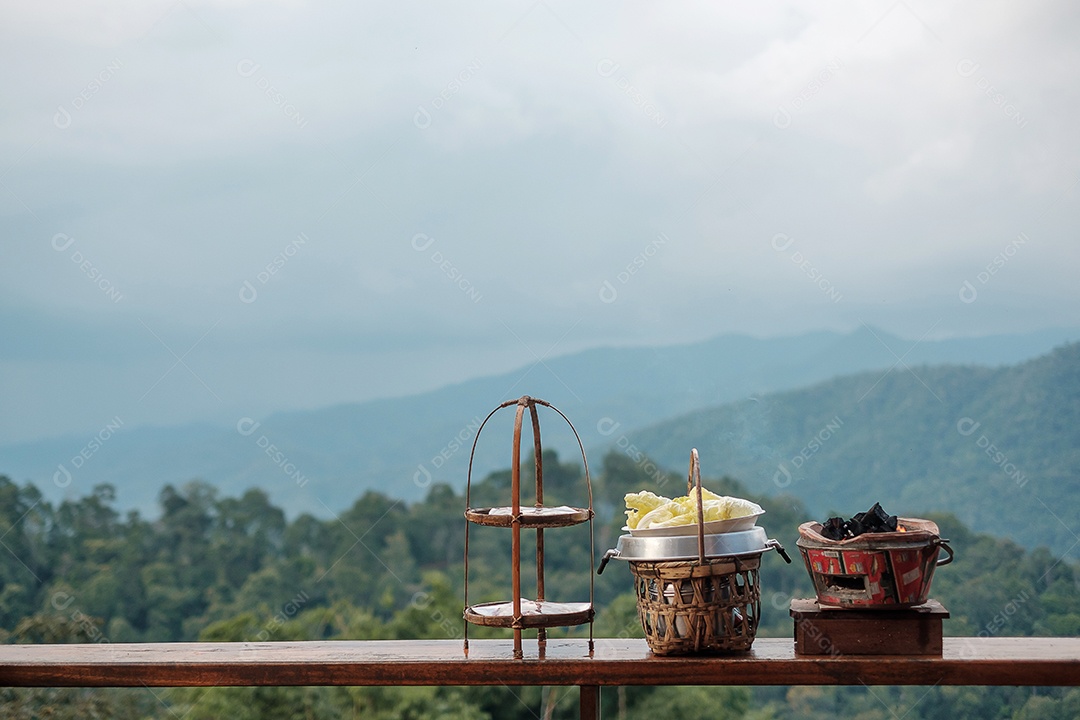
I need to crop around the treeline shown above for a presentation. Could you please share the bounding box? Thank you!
[1,450,1078,719]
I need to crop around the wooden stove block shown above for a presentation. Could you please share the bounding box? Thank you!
[790,598,949,656]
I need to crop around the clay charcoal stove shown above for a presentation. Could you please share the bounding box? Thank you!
[796,510,954,609]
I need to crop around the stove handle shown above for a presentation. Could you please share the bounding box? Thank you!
[936,539,954,567]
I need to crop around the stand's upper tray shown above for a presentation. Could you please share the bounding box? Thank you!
[466,506,592,528]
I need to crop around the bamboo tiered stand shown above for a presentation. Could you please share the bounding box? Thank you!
[462,396,595,658]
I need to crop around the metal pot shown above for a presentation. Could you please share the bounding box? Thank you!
[597,527,790,573]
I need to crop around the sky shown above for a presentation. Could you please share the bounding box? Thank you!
[1,0,1078,446]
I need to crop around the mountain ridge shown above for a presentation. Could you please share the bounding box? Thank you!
[1,326,1076,521]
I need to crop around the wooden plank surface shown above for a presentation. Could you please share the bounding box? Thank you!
[1,638,1078,688]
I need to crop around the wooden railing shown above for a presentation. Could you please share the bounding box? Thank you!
[3,637,1079,719]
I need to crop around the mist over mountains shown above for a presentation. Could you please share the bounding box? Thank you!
[1,326,1076,539]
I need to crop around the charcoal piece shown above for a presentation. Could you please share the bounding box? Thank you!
[866,502,893,531]
[847,516,868,537]
[821,516,848,541]
[819,502,899,539]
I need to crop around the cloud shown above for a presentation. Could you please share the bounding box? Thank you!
[1,0,1078,444]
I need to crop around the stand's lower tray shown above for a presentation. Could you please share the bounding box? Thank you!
[465,600,594,629]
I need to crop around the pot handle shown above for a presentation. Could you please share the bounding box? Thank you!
[767,538,793,564]
[936,540,954,567]
[597,548,618,575]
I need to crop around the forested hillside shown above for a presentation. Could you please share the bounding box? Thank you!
[2,449,1079,719]
[628,342,1080,554]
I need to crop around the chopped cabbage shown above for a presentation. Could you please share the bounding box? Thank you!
[624,488,761,530]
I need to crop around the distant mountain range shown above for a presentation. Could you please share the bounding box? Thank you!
[1,326,1076,526]
[626,341,1080,557]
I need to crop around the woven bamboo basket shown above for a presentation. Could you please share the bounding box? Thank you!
[630,554,761,654]
[628,450,765,655]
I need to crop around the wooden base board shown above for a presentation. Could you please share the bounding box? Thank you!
[791,598,949,656]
